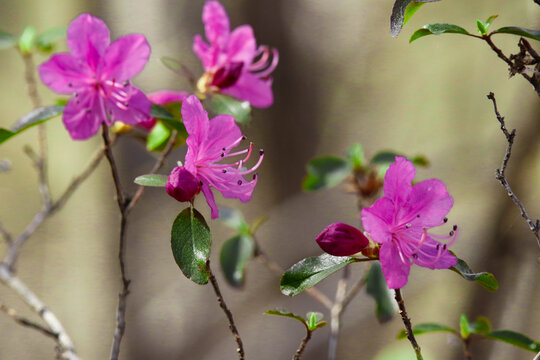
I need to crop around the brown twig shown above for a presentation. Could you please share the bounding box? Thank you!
[207,260,245,360]
[487,92,540,248]
[0,221,12,245]
[394,289,423,360]
[328,267,349,360]
[293,329,312,360]
[463,337,473,360]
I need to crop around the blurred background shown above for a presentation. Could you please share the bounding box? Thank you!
[0,0,539,359]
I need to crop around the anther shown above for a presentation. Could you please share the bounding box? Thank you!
[453,225,458,231]
[417,214,421,218]
[221,153,225,157]
[199,181,203,186]
[449,230,455,236]
[443,244,447,250]
[222,169,227,173]
[259,149,264,155]
[443,217,448,223]
[412,253,419,259]
[253,173,257,180]
[222,147,226,151]
[405,223,411,229]
[237,180,242,185]
[124,102,129,107]
[241,136,247,140]
[123,81,129,86]
[436,244,440,250]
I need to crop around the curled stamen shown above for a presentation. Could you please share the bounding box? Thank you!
[238,150,264,175]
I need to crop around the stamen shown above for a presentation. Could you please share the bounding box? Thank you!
[417,214,421,218]
[238,150,264,175]
[405,223,412,229]
[237,180,242,185]
[443,217,448,223]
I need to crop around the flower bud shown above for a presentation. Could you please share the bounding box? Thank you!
[315,223,369,256]
[166,166,200,202]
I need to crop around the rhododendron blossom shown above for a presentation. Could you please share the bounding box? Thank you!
[315,222,369,256]
[193,1,278,107]
[166,95,263,219]
[361,157,457,289]
[138,90,189,130]
[39,13,151,140]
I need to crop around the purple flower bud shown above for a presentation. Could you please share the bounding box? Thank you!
[166,166,200,202]
[315,223,369,256]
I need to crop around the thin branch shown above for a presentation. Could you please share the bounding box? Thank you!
[293,329,312,360]
[0,264,79,359]
[207,260,245,360]
[0,302,58,340]
[533,350,540,360]
[0,220,12,245]
[487,92,540,248]
[328,267,348,360]
[394,289,423,360]
[341,275,367,311]
[463,338,473,360]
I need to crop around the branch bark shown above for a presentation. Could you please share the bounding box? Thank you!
[394,289,423,360]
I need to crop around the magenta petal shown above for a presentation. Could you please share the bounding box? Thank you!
[193,35,214,69]
[203,1,230,48]
[62,92,103,140]
[413,237,457,269]
[379,242,411,289]
[205,170,257,202]
[203,114,241,158]
[200,182,219,219]
[361,197,394,244]
[406,179,454,227]
[38,54,91,94]
[182,95,209,153]
[316,223,369,256]
[101,34,150,81]
[383,156,415,207]
[222,72,273,108]
[67,14,110,70]
[105,86,151,125]
[227,25,256,65]
[148,90,189,105]
[166,167,200,202]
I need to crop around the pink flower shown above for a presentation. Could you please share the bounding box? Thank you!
[315,223,369,256]
[361,157,457,289]
[166,95,263,218]
[193,1,278,108]
[138,90,189,130]
[38,13,151,140]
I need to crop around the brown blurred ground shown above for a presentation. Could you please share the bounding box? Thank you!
[0,0,539,359]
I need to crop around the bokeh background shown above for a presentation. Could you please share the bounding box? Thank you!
[0,0,539,359]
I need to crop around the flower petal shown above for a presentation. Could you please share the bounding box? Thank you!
[166,166,200,202]
[38,53,91,94]
[193,35,214,69]
[227,25,256,65]
[379,242,411,289]
[148,90,189,105]
[361,197,394,244]
[383,156,415,207]
[62,91,103,140]
[200,181,219,219]
[105,86,151,125]
[101,34,151,81]
[182,96,209,165]
[221,72,273,108]
[413,237,457,269]
[202,114,241,159]
[406,179,454,228]
[67,13,110,70]
[203,1,230,48]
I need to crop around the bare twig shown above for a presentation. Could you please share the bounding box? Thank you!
[533,350,540,360]
[487,92,540,248]
[293,329,312,360]
[0,264,79,359]
[463,338,473,360]
[0,220,12,245]
[207,260,245,360]
[328,267,349,360]
[0,302,58,340]
[394,289,423,360]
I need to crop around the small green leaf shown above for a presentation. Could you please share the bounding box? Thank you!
[397,323,456,339]
[485,15,498,29]
[449,256,498,291]
[0,129,16,144]
[36,27,66,53]
[218,207,250,233]
[370,151,403,177]
[146,121,172,151]
[307,312,326,331]
[468,316,491,335]
[280,254,356,296]
[486,330,540,352]
[265,310,309,329]
[460,314,471,339]
[220,234,255,288]
[0,30,16,50]
[134,174,168,187]
[171,207,211,285]
[410,23,470,43]
[347,143,366,169]
[411,155,429,167]
[1,105,64,145]
[366,262,395,323]
[390,0,442,37]
[302,156,351,191]
[150,103,188,137]
[18,26,36,54]
[210,94,251,125]
[476,20,488,36]
[492,26,540,41]
[160,56,195,81]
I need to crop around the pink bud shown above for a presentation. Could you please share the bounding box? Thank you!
[166,166,200,202]
[315,223,369,256]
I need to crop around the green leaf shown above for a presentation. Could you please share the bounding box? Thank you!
[347,143,366,169]
[476,20,488,36]
[397,323,456,339]
[302,156,351,191]
[390,0,441,37]
[220,234,255,288]
[134,174,168,187]
[150,103,188,137]
[18,26,36,54]
[411,155,429,167]
[218,207,250,233]
[366,262,395,323]
[210,94,251,125]
[486,330,540,352]
[460,314,471,339]
[468,316,491,335]
[1,105,64,145]
[307,312,327,331]
[265,310,326,332]
[492,26,540,41]
[449,256,498,291]
[485,15,498,29]
[370,151,403,177]
[160,56,195,81]
[146,121,172,151]
[265,309,308,328]
[410,23,470,43]
[171,207,211,285]
[36,27,66,53]
[280,254,356,296]
[0,30,16,50]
